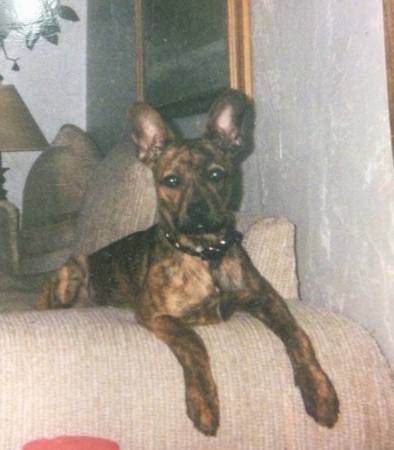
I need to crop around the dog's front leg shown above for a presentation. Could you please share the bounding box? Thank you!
[143,315,219,436]
[37,255,92,310]
[235,264,339,428]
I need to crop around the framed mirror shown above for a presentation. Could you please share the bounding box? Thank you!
[134,0,251,118]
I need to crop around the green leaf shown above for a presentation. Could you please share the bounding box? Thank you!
[43,32,59,45]
[41,17,61,35]
[41,20,61,45]
[58,5,79,22]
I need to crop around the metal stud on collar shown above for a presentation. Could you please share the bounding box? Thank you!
[164,230,243,261]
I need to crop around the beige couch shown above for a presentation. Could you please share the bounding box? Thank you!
[1,126,393,449]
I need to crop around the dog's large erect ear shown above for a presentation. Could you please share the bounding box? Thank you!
[127,102,174,166]
[204,89,254,158]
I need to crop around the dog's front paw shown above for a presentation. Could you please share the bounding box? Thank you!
[296,364,339,428]
[186,384,220,436]
[37,255,91,310]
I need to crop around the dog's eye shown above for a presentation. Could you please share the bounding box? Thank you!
[162,175,181,189]
[207,168,225,183]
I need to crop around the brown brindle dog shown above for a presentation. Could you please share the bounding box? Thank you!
[37,89,339,436]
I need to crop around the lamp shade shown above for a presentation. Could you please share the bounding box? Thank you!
[0,84,48,151]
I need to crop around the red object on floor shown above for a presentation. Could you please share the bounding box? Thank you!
[23,436,120,450]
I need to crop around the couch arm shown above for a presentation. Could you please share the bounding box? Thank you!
[1,303,393,449]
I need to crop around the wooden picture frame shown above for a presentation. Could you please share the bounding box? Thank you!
[383,0,394,155]
[134,0,252,118]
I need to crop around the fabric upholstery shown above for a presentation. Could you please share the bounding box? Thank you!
[73,141,156,256]
[0,303,393,449]
[243,217,299,299]
[19,124,102,273]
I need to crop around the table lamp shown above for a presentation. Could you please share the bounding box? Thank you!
[0,84,48,200]
[0,83,48,273]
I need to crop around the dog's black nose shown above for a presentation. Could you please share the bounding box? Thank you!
[187,200,210,224]
[183,199,224,234]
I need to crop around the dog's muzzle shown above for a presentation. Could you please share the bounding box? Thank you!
[176,199,227,234]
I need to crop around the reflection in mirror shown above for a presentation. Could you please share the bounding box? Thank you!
[142,0,228,108]
[135,0,251,118]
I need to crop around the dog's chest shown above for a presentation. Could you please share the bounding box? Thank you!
[150,253,220,323]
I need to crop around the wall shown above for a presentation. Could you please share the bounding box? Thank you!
[246,0,394,368]
[0,0,87,210]
[86,0,136,154]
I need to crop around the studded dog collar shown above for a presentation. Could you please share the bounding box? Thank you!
[164,229,243,263]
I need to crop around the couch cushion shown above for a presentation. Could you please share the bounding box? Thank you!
[0,302,392,448]
[19,125,102,273]
[243,217,299,299]
[72,141,157,255]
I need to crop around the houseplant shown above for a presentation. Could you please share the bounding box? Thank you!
[0,0,79,80]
